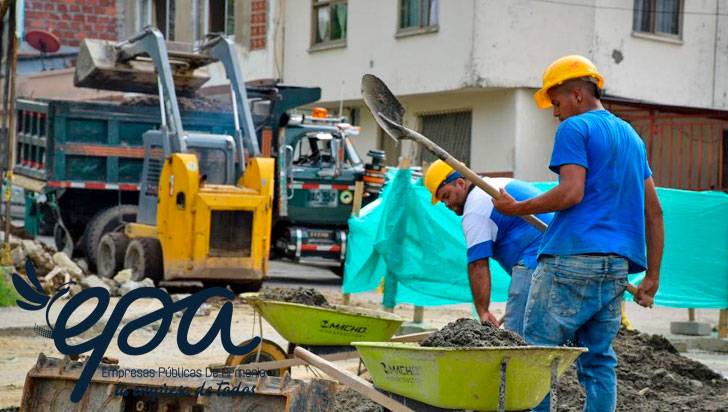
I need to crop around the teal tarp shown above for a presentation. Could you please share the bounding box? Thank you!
[343,170,728,309]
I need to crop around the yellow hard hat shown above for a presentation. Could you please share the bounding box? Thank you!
[534,55,604,109]
[424,159,456,205]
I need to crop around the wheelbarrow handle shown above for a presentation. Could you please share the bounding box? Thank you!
[293,347,415,412]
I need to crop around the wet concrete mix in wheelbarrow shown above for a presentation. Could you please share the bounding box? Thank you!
[420,318,527,347]
[258,287,332,308]
[417,319,727,411]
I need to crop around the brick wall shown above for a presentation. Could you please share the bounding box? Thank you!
[249,0,266,50]
[25,0,118,48]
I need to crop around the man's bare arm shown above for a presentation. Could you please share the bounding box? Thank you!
[468,259,500,326]
[636,177,663,306]
[492,164,586,216]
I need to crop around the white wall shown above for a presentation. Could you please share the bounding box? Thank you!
[591,0,725,109]
[472,0,596,89]
[712,0,728,109]
[282,0,726,111]
[282,0,476,101]
[513,88,559,181]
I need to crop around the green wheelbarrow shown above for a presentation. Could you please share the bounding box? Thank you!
[352,342,587,411]
[225,293,405,376]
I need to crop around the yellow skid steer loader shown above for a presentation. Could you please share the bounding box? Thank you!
[77,28,273,290]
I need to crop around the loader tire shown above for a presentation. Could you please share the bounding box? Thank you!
[225,338,289,377]
[83,205,138,271]
[124,237,163,282]
[96,232,130,279]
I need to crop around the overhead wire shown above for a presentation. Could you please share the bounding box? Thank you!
[531,0,728,17]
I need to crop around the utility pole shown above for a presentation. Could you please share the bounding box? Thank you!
[1,0,18,266]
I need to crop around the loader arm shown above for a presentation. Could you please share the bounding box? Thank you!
[114,27,186,154]
[199,35,261,176]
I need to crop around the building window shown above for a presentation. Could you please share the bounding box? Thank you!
[419,111,472,166]
[209,0,235,36]
[138,0,175,40]
[399,0,438,32]
[193,0,207,40]
[155,0,176,40]
[633,0,682,37]
[312,0,347,46]
[137,0,152,31]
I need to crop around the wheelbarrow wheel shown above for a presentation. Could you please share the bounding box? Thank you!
[225,338,290,377]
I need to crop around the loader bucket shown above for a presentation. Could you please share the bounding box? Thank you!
[21,353,336,411]
[74,38,211,96]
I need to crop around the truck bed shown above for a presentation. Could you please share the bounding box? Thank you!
[14,97,237,190]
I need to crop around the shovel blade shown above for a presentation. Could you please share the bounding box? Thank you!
[361,74,406,141]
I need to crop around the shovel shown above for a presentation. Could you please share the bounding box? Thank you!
[360,74,652,307]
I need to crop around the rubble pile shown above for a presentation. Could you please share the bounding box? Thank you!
[121,95,232,112]
[3,234,155,298]
[557,330,728,411]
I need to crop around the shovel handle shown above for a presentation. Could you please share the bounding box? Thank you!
[380,115,549,232]
[626,283,654,308]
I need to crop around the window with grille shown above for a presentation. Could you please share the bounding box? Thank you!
[633,0,682,37]
[419,111,472,166]
[312,0,347,46]
[399,0,439,32]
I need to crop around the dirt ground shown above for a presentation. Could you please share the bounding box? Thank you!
[0,288,474,408]
[0,283,726,410]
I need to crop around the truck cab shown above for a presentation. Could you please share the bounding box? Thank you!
[274,109,364,269]
[284,111,363,224]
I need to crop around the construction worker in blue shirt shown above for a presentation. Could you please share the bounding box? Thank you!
[424,161,553,336]
[493,55,664,412]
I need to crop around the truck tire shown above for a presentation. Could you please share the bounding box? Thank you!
[96,232,130,279]
[83,205,138,271]
[124,237,163,282]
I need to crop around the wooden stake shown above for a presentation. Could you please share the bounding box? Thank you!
[342,181,366,306]
[719,309,727,339]
[294,347,415,412]
[413,306,424,323]
[688,308,695,322]
[351,180,364,216]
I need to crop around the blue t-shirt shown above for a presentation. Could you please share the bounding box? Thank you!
[463,178,554,274]
[539,109,652,273]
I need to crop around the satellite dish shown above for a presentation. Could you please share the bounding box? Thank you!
[25,30,60,71]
